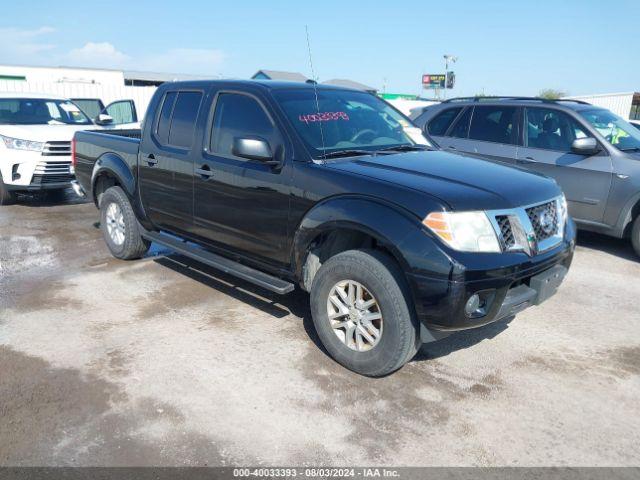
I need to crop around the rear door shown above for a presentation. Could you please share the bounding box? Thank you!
[517,107,612,222]
[451,105,520,165]
[138,89,205,234]
[192,90,291,265]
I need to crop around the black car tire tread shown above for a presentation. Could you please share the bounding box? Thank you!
[0,173,15,205]
[632,215,640,258]
[100,186,149,260]
[310,249,420,377]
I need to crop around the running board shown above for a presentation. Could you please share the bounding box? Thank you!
[142,231,295,295]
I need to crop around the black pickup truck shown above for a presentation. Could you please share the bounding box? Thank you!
[73,80,575,376]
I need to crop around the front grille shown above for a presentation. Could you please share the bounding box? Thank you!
[496,215,515,249]
[526,201,559,241]
[34,160,72,176]
[31,173,73,185]
[42,141,71,156]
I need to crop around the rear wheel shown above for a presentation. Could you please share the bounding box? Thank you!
[0,173,15,205]
[631,215,640,258]
[310,249,420,377]
[100,186,150,260]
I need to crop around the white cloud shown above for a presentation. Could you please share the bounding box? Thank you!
[0,25,226,76]
[66,42,131,68]
[0,26,56,60]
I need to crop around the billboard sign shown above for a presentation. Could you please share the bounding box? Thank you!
[422,74,446,89]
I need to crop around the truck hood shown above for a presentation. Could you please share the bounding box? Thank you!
[0,124,97,142]
[324,150,561,211]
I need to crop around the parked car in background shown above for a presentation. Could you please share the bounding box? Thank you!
[71,98,140,129]
[414,97,640,257]
[72,80,575,376]
[0,92,97,204]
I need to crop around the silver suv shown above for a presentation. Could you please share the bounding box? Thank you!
[413,97,640,257]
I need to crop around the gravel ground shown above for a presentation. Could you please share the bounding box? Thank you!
[0,190,639,467]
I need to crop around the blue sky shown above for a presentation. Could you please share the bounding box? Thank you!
[1,0,638,97]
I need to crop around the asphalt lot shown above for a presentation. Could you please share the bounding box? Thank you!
[1,189,639,467]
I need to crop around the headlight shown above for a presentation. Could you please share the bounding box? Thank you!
[423,211,501,253]
[1,135,45,152]
[558,194,568,224]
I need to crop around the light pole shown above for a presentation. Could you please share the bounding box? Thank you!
[443,54,457,100]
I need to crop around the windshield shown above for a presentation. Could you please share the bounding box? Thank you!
[0,98,92,125]
[273,88,428,158]
[578,108,640,151]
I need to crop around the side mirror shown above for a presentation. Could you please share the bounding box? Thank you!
[232,137,277,164]
[95,113,114,125]
[571,137,599,156]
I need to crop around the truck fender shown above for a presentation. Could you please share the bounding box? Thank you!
[91,152,136,205]
[292,195,451,287]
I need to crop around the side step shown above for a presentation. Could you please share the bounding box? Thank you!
[142,231,295,295]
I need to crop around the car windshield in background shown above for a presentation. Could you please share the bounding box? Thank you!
[273,88,424,158]
[0,98,92,125]
[578,108,640,151]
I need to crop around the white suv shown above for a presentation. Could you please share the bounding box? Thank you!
[0,93,96,204]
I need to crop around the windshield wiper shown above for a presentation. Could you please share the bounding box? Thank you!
[620,147,640,152]
[321,149,375,159]
[377,144,432,153]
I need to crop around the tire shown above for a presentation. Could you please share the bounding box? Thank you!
[310,249,420,377]
[632,215,640,258]
[0,173,15,206]
[100,186,150,260]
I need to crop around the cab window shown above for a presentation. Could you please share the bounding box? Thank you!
[468,106,518,144]
[525,108,591,152]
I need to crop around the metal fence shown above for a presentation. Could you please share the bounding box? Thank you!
[0,80,157,118]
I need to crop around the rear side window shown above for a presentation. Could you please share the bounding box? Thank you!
[469,106,518,144]
[168,92,203,148]
[156,92,177,144]
[427,108,462,136]
[448,107,472,138]
[209,93,275,158]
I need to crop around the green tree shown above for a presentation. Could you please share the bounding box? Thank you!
[538,88,568,100]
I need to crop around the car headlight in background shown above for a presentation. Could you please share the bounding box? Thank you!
[1,135,45,152]
[423,211,501,253]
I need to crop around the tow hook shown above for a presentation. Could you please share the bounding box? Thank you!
[71,180,85,198]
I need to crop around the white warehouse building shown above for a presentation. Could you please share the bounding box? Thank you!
[564,92,640,121]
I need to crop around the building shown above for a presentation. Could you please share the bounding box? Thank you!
[564,92,640,121]
[251,70,308,82]
[0,64,208,87]
[322,79,377,94]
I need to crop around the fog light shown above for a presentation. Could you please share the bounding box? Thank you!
[465,294,481,316]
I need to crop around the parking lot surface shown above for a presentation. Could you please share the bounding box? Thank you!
[1,191,639,467]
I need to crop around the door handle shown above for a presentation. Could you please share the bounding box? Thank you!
[446,145,457,151]
[195,165,214,179]
[146,154,158,166]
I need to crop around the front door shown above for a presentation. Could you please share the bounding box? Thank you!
[138,89,205,233]
[192,90,291,266]
[517,107,613,222]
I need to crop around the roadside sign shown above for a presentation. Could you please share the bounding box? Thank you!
[422,74,446,89]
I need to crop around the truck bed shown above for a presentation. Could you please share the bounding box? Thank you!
[73,129,142,200]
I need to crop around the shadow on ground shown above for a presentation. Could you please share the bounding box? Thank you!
[576,230,637,262]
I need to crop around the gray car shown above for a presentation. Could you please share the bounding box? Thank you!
[413,97,640,257]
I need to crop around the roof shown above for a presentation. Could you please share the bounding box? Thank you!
[0,92,68,100]
[252,70,308,82]
[158,79,365,92]
[123,70,210,83]
[322,78,377,92]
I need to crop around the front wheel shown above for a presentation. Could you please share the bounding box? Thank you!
[100,186,150,260]
[0,173,15,205]
[310,249,420,377]
[631,215,640,258]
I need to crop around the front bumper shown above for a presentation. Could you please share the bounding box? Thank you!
[409,219,576,337]
[1,150,74,191]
